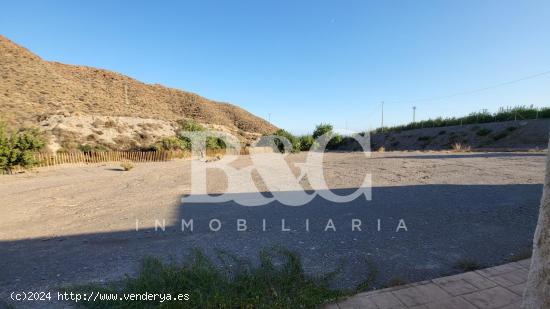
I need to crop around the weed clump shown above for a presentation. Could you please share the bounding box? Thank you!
[67,249,349,308]
[120,161,134,171]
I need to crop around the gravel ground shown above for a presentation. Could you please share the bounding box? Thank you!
[0,151,546,307]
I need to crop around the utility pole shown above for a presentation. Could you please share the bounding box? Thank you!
[268,113,271,122]
[381,101,384,130]
[412,106,416,123]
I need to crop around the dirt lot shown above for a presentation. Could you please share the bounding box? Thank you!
[0,151,546,305]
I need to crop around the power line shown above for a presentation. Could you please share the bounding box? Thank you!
[389,69,550,104]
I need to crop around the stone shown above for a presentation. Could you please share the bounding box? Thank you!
[522,140,550,309]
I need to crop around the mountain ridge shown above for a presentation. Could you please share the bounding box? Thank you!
[0,35,277,137]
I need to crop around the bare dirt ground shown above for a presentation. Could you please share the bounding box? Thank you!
[0,151,546,307]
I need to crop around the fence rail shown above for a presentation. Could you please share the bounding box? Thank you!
[30,149,238,168]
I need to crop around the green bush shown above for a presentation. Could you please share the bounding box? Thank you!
[298,135,317,151]
[0,123,46,173]
[78,144,109,153]
[327,134,344,150]
[206,136,226,150]
[153,136,191,151]
[272,129,299,153]
[312,123,333,139]
[178,119,205,132]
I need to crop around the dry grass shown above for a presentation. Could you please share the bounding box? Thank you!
[451,142,471,152]
[120,161,134,171]
[377,146,385,153]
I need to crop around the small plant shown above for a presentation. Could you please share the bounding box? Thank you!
[120,161,134,171]
[455,259,481,272]
[417,136,431,142]
[506,126,518,132]
[451,142,471,152]
[377,146,385,152]
[386,277,408,287]
[476,128,492,136]
[438,130,446,135]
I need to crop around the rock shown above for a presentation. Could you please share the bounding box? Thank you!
[522,139,550,308]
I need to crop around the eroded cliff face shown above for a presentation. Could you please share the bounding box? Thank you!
[523,140,550,308]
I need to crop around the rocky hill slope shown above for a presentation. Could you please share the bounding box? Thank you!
[370,119,550,151]
[0,35,276,150]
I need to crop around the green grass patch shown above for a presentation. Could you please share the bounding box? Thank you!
[65,248,373,308]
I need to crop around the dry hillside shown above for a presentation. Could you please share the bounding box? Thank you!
[0,35,276,149]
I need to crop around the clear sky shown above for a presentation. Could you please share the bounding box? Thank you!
[2,0,549,134]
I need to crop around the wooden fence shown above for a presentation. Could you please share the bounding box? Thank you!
[30,149,235,168]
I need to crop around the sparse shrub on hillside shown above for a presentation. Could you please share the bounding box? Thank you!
[78,144,109,153]
[507,126,518,132]
[113,136,138,150]
[152,136,190,151]
[418,136,431,142]
[87,133,99,141]
[0,123,46,173]
[178,119,205,132]
[493,132,508,141]
[206,136,226,150]
[438,130,446,135]
[476,128,492,136]
[92,118,105,128]
[104,119,117,128]
[371,105,550,134]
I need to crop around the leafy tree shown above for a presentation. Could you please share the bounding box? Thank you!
[298,135,317,151]
[271,129,299,153]
[0,123,46,173]
[312,123,333,139]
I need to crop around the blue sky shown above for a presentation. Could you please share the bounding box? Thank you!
[2,1,550,134]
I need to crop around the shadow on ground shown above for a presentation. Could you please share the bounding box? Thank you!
[375,152,547,160]
[0,184,542,296]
